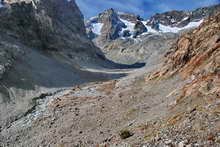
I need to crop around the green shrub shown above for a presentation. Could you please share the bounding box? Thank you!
[119,129,133,139]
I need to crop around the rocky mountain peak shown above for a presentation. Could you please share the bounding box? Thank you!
[147,4,220,28]
[118,12,143,23]
[86,9,149,46]
[98,8,126,41]
[99,8,118,23]
[147,10,189,27]
[86,4,220,44]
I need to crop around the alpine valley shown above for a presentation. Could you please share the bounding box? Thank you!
[0,0,220,146]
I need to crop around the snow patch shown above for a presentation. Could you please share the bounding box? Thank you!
[87,15,203,39]
[159,19,203,33]
[119,19,159,38]
[171,19,176,23]
[182,17,189,21]
[183,19,203,29]
[91,23,104,35]
[120,18,135,33]
[119,18,136,38]
[142,21,158,34]
[177,17,189,25]
[159,24,180,33]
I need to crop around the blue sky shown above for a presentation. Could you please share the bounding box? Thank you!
[75,0,220,19]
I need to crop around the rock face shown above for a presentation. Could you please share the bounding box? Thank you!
[144,11,220,146]
[86,27,97,40]
[0,40,23,80]
[133,21,148,38]
[122,30,131,37]
[150,19,160,31]
[0,0,107,68]
[147,11,220,80]
[0,0,124,132]
[147,10,189,27]
[1,0,90,51]
[118,12,143,22]
[99,8,126,41]
[0,0,108,84]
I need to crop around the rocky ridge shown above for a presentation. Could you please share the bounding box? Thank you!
[147,4,220,28]
[144,10,220,146]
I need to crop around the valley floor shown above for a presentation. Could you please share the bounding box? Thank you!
[0,64,188,146]
[1,39,220,146]
[1,61,220,147]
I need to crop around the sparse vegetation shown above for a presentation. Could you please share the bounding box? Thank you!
[119,129,133,139]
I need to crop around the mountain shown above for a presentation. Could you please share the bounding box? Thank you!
[86,5,220,42]
[147,4,220,28]
[85,4,220,65]
[0,0,128,137]
[85,9,178,64]
[87,4,220,41]
[1,0,220,146]
[4,9,220,146]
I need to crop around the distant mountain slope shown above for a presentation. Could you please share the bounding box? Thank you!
[147,4,220,28]
[84,4,220,65]
[86,4,220,43]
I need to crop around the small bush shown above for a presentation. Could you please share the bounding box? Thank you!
[119,129,133,139]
